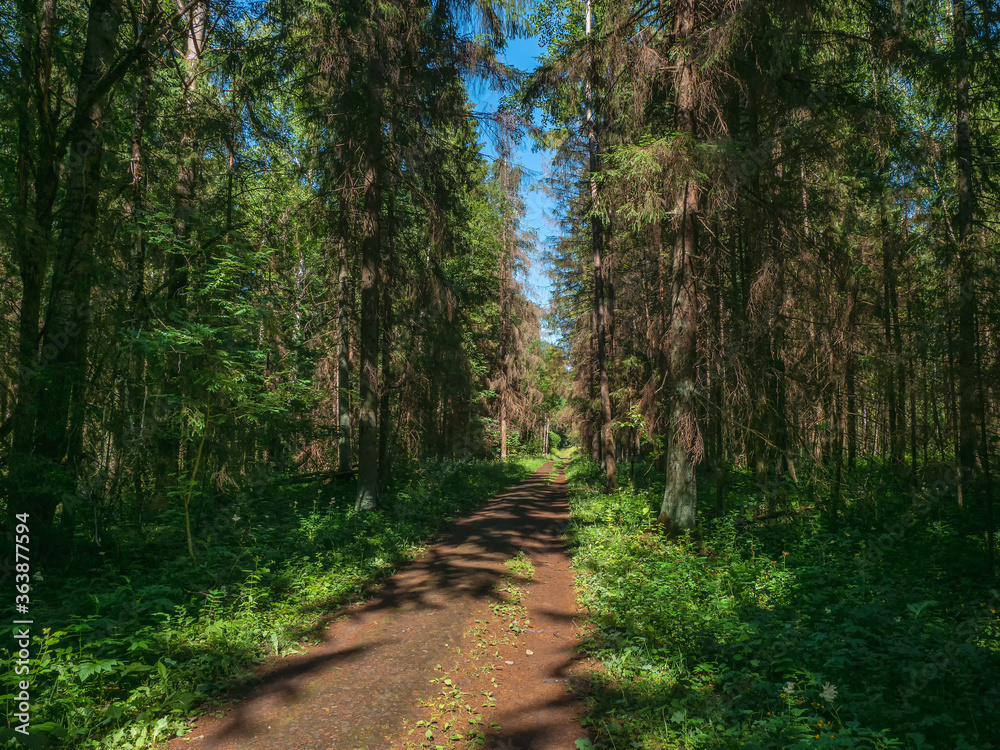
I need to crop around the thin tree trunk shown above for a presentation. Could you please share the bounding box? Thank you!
[881,226,903,467]
[909,342,918,476]
[947,321,964,507]
[126,47,152,309]
[585,0,616,491]
[171,0,205,299]
[922,352,930,463]
[847,353,857,471]
[932,360,946,457]
[124,13,153,519]
[499,211,510,461]
[500,404,508,460]
[337,200,353,471]
[589,319,600,463]
[708,237,726,510]
[830,389,845,526]
[356,71,382,512]
[377,184,395,487]
[954,0,979,479]
[156,0,206,505]
[377,296,392,489]
[975,311,994,575]
[890,245,907,469]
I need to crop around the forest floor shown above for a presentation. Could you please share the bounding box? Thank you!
[165,459,597,750]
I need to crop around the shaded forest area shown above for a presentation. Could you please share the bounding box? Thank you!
[2,0,1000,747]
[1,0,568,557]
[541,0,999,548]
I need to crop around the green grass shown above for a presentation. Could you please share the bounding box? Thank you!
[505,551,536,582]
[566,457,1000,749]
[1,455,550,749]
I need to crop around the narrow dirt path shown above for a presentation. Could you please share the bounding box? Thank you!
[168,460,594,750]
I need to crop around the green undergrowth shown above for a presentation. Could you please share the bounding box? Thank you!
[567,457,1000,750]
[1,455,549,749]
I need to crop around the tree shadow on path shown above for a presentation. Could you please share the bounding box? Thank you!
[167,461,589,750]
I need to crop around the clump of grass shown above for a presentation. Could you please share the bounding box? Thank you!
[489,552,535,631]
[505,551,535,581]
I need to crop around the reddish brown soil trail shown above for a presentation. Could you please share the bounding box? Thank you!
[169,460,593,750]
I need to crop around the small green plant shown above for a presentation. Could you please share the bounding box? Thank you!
[505,551,535,581]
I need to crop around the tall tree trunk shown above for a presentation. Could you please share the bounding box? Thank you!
[356,73,382,512]
[893,303,906,470]
[126,39,152,310]
[9,0,60,532]
[947,321,964,507]
[830,387,845,526]
[170,1,205,300]
[922,352,931,463]
[585,0,616,491]
[659,0,701,533]
[709,246,726,511]
[770,242,792,480]
[499,403,508,460]
[847,353,857,471]
[124,12,153,522]
[377,298,392,489]
[378,191,395,489]
[975,312,994,574]
[906,300,919,476]
[588,318,600,463]
[499,216,510,461]
[21,0,123,550]
[155,0,207,505]
[954,0,978,479]
[881,223,902,468]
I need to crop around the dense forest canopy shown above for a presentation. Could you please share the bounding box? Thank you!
[532,0,999,546]
[0,0,997,562]
[1,0,571,556]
